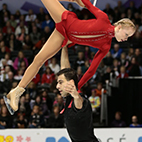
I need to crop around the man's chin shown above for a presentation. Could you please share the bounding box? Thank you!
[61,93,69,97]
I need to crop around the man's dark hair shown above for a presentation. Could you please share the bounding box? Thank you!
[56,68,78,88]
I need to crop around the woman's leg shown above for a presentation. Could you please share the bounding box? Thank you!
[41,0,67,23]
[5,29,64,112]
[19,29,64,88]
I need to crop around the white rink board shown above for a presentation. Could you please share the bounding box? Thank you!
[0,128,142,142]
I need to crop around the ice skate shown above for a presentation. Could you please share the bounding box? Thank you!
[3,86,25,115]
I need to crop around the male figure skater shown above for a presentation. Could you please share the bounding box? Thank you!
[56,46,99,142]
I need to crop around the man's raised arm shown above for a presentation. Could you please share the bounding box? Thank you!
[61,46,71,69]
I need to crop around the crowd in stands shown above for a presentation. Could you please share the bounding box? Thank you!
[0,1,142,128]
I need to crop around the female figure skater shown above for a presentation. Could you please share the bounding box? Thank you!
[4,0,135,114]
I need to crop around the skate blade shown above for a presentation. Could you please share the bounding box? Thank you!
[90,0,97,6]
[3,96,15,115]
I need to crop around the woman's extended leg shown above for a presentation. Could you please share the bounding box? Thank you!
[6,29,64,112]
[19,29,64,88]
[41,0,67,23]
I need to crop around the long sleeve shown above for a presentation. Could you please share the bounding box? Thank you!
[78,44,110,89]
[81,0,107,19]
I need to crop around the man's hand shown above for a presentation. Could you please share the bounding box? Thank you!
[64,80,83,109]
[64,80,79,98]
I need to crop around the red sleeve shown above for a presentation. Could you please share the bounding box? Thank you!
[78,47,109,90]
[81,0,108,19]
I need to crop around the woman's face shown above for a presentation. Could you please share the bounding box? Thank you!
[115,26,135,42]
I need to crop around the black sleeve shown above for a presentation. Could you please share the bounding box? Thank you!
[72,97,89,112]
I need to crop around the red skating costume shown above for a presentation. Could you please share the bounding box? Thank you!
[56,0,115,89]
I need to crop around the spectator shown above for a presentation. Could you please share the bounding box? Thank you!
[82,59,90,73]
[15,113,27,128]
[111,111,126,127]
[96,60,107,81]
[111,43,123,59]
[95,82,106,100]
[18,95,31,117]
[0,65,11,82]
[84,46,91,59]
[115,1,125,14]
[103,3,114,16]
[126,1,137,15]
[0,105,12,129]
[117,66,129,79]
[102,66,112,84]
[27,81,37,100]
[31,95,42,110]
[19,60,27,72]
[119,52,129,68]
[14,69,24,81]
[33,36,46,52]
[112,8,120,23]
[3,53,13,66]
[74,51,85,70]
[18,15,27,26]
[40,88,53,113]
[81,82,91,98]
[48,105,64,128]
[134,48,142,65]
[0,3,10,18]
[41,14,55,31]
[0,3,11,26]
[32,73,41,85]
[4,71,16,93]
[22,34,33,50]
[13,51,28,71]
[30,26,41,45]
[126,47,134,61]
[2,21,15,35]
[14,10,21,23]
[9,15,17,28]
[0,40,10,54]
[25,9,37,22]
[15,21,28,36]
[112,59,120,77]
[77,66,83,81]
[130,31,142,48]
[126,8,134,20]
[16,27,27,42]
[127,57,141,76]
[42,26,52,40]
[89,89,100,114]
[41,66,55,85]
[130,115,141,127]
[49,57,60,74]
[7,33,22,51]
[37,7,46,22]
[103,51,113,66]
[29,105,44,128]
[53,94,64,112]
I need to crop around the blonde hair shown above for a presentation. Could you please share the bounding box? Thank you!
[114,18,136,31]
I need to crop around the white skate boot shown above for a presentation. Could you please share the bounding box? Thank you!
[3,86,25,115]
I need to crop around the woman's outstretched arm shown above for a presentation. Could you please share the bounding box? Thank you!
[78,43,110,90]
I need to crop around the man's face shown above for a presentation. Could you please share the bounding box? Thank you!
[56,74,69,97]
